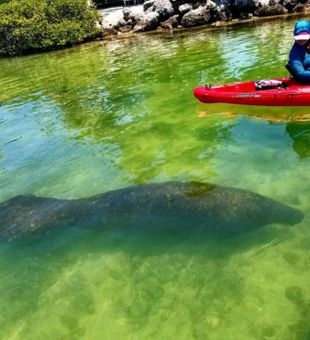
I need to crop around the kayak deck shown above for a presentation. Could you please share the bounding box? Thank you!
[193,78,310,106]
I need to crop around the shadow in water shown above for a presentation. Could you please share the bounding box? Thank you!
[2,217,295,261]
[285,286,310,340]
[286,122,310,159]
[0,209,302,339]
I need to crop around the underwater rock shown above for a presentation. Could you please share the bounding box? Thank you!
[0,181,303,241]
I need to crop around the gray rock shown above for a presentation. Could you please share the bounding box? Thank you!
[292,2,309,12]
[123,7,132,22]
[181,6,211,27]
[282,0,299,11]
[220,0,257,12]
[254,4,287,15]
[256,0,271,6]
[178,4,193,15]
[143,0,155,11]
[145,0,175,21]
[133,11,160,31]
[100,7,129,30]
[206,0,217,9]
[207,1,228,21]
[160,14,179,29]
[118,24,133,33]
[102,27,118,38]
[97,0,310,34]
[268,0,280,6]
[122,6,145,26]
[129,11,145,24]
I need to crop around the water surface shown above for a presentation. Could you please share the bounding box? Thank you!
[0,18,309,339]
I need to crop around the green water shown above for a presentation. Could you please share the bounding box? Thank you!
[0,18,309,339]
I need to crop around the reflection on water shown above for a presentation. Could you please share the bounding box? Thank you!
[0,17,309,340]
[286,122,310,159]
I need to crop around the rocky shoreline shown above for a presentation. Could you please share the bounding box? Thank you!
[98,0,310,39]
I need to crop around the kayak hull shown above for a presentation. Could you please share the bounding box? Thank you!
[193,78,310,106]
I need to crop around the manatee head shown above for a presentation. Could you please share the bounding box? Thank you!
[211,187,305,232]
[266,199,304,226]
[177,182,304,233]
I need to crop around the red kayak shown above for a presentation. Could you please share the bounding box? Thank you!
[193,77,310,106]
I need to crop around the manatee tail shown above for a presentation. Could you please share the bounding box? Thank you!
[0,195,79,241]
[0,195,37,241]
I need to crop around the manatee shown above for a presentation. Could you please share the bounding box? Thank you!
[0,181,303,241]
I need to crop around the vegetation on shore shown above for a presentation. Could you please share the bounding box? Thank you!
[0,0,101,56]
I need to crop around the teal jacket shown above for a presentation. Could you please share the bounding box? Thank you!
[289,43,310,83]
[288,20,310,83]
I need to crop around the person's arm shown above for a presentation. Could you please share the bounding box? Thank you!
[289,44,310,83]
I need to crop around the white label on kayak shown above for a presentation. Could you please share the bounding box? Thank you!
[235,93,261,98]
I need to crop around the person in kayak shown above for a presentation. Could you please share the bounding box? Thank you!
[288,20,310,83]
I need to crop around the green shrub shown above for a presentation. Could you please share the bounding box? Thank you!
[0,0,101,56]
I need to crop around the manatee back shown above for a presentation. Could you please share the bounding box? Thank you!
[90,181,303,233]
